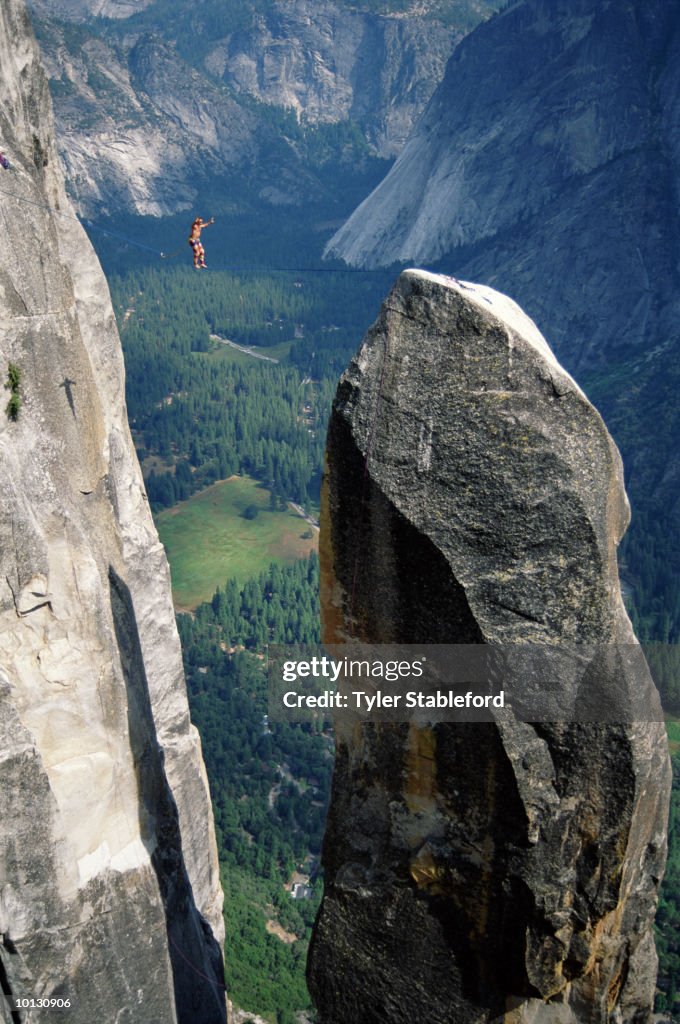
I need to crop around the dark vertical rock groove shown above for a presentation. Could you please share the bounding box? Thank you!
[108,569,226,1024]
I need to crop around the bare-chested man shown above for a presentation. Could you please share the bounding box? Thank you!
[188,216,214,269]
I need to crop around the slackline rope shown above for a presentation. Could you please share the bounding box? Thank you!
[0,184,389,275]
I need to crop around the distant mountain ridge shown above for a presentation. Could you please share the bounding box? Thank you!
[28,0,499,217]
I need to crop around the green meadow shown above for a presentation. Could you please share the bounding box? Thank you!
[156,475,318,609]
[205,336,293,366]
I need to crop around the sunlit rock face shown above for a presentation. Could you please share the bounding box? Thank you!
[0,2,225,1021]
[200,0,460,158]
[26,0,499,217]
[309,270,670,1024]
[326,0,680,371]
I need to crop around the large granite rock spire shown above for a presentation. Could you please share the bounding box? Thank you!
[308,270,670,1023]
[0,2,226,1021]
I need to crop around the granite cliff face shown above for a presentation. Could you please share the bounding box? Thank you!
[27,0,498,216]
[0,2,225,1020]
[29,22,272,218]
[33,0,155,17]
[308,270,670,1023]
[200,0,459,159]
[327,0,680,369]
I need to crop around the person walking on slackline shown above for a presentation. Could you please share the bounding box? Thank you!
[188,215,214,269]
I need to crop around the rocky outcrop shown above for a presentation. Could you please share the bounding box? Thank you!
[0,2,225,1021]
[308,270,670,1023]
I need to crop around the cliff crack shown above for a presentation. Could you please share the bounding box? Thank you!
[5,576,20,619]
[0,936,22,1024]
[384,303,422,325]
[493,599,544,625]
[18,599,53,616]
[5,577,53,618]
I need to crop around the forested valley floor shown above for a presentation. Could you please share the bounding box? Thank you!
[106,259,680,1019]
[111,264,392,1019]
